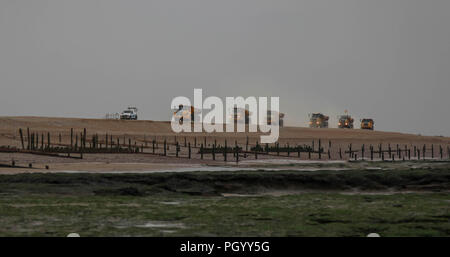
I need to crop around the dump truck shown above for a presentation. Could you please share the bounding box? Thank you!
[229,107,251,124]
[338,114,354,129]
[309,113,329,128]
[173,104,199,124]
[120,106,138,120]
[360,118,374,130]
[266,111,285,127]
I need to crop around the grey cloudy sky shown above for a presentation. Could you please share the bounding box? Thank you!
[1,0,449,136]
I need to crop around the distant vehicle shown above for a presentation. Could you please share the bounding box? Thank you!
[266,111,285,127]
[120,107,138,120]
[229,107,251,124]
[309,113,329,128]
[360,118,374,130]
[338,112,354,129]
[173,104,199,124]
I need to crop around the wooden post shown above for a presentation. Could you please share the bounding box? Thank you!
[200,144,203,160]
[212,143,216,160]
[70,128,73,149]
[188,142,191,159]
[235,144,239,163]
[255,142,258,160]
[287,143,290,157]
[30,133,34,150]
[19,129,25,150]
[339,147,342,160]
[224,140,227,161]
[431,144,434,159]
[59,133,62,144]
[80,132,83,158]
[83,128,87,149]
[152,140,155,154]
[308,147,311,159]
[328,149,331,159]
[370,145,373,161]
[417,149,420,160]
[414,146,417,158]
[298,145,301,158]
[381,151,385,161]
[184,137,187,147]
[194,137,197,148]
[318,139,321,160]
[276,143,280,156]
[27,128,30,150]
[388,144,391,158]
[408,149,411,160]
[361,144,365,160]
[440,145,443,160]
[423,144,426,160]
[47,132,51,149]
[176,142,179,157]
[163,140,167,156]
[246,136,249,152]
[349,144,352,158]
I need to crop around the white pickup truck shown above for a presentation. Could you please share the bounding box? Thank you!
[120,107,138,120]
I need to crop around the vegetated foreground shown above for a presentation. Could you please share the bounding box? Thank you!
[0,165,448,237]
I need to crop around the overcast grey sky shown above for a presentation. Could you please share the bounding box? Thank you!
[0,0,449,136]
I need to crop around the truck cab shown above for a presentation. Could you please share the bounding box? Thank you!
[338,115,354,129]
[360,118,374,130]
[266,110,285,127]
[229,107,251,124]
[309,113,329,128]
[173,104,199,124]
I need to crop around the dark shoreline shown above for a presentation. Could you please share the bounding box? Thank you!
[0,169,448,196]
